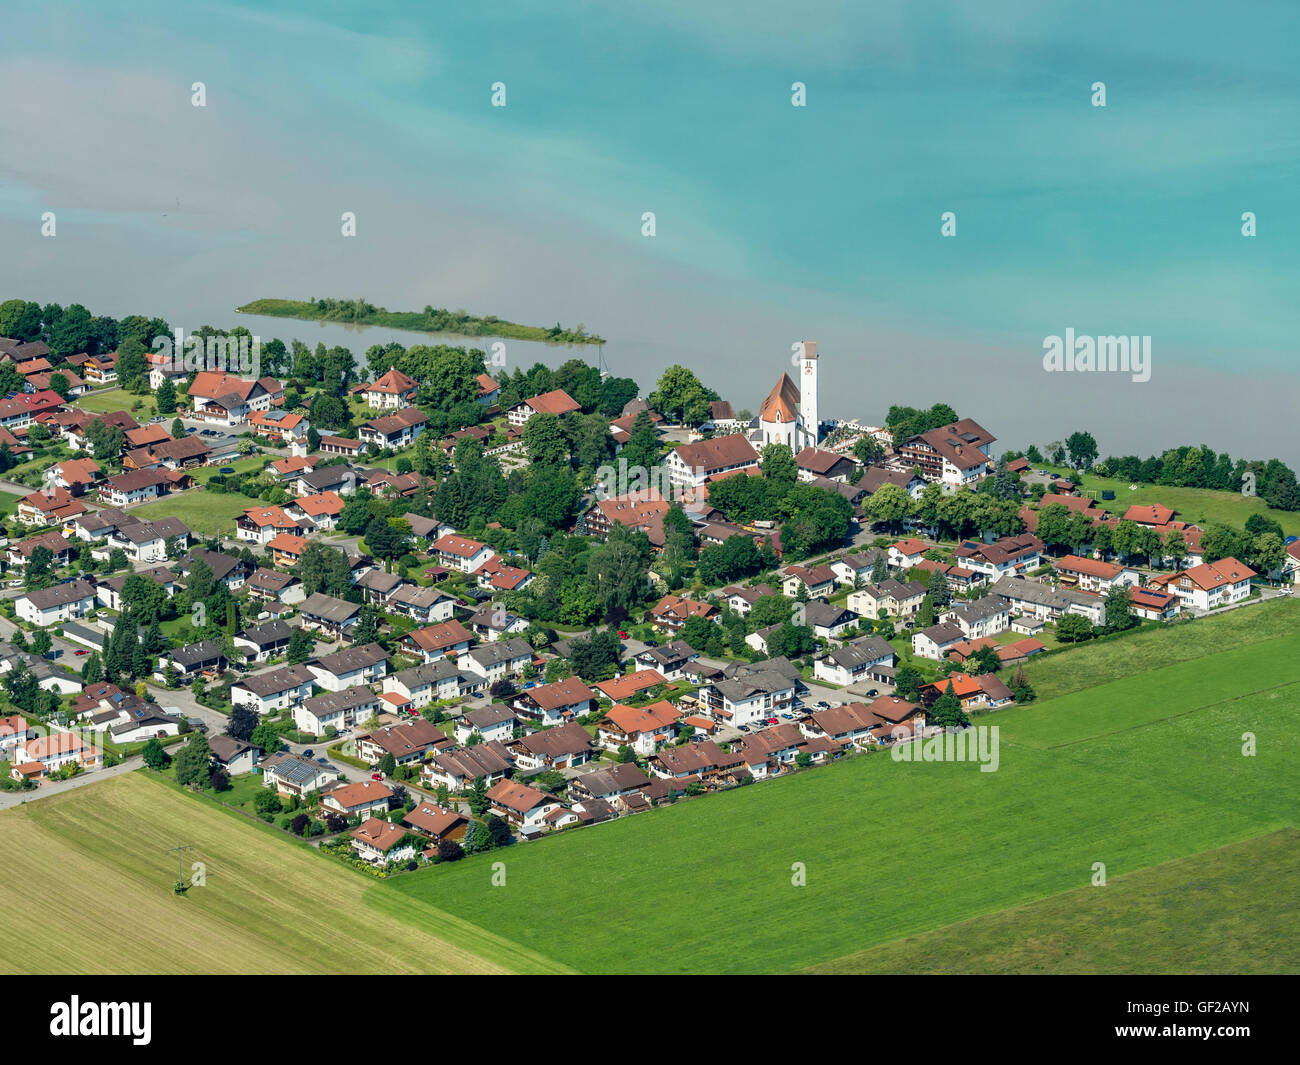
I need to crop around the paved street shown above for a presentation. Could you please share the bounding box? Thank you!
[0,756,141,811]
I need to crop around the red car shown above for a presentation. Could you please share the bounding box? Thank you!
[766,717,779,725]
[74,649,90,656]
[370,772,383,781]
[618,631,629,639]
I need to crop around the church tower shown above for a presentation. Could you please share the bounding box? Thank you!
[798,340,818,444]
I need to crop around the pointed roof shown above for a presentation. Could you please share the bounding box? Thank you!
[759,373,801,423]
[368,368,418,395]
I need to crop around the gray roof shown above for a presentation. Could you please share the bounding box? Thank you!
[115,517,190,544]
[467,637,533,668]
[299,593,360,625]
[945,595,1010,624]
[801,600,858,628]
[184,548,246,583]
[170,639,227,669]
[722,656,801,685]
[22,580,96,610]
[309,642,389,677]
[825,637,897,668]
[357,569,403,595]
[302,685,380,716]
[209,735,259,763]
[915,622,965,645]
[390,584,451,610]
[391,659,460,690]
[235,664,316,697]
[991,576,1096,612]
[461,704,517,730]
[713,669,796,702]
[403,513,439,538]
[236,620,294,649]
[261,752,328,787]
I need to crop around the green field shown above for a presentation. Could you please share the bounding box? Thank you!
[807,829,1300,974]
[76,388,158,421]
[1038,463,1300,537]
[0,772,565,975]
[136,490,252,536]
[373,609,1299,973]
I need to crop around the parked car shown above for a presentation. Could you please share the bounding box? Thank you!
[617,630,629,639]
[766,717,779,725]
[370,772,383,781]
[866,688,879,696]
[74,649,90,656]
[302,749,313,758]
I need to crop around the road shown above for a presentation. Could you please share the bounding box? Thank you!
[0,755,141,810]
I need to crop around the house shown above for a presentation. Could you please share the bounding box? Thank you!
[355,568,404,605]
[911,622,967,661]
[506,388,581,427]
[208,735,262,775]
[954,534,1044,581]
[716,583,778,617]
[321,779,393,820]
[267,532,309,568]
[364,368,419,409]
[698,666,797,727]
[990,576,1107,626]
[632,640,699,681]
[827,550,889,586]
[387,584,457,625]
[124,434,211,470]
[292,465,360,498]
[568,763,651,807]
[16,485,88,527]
[402,803,469,846]
[16,581,97,626]
[511,676,596,727]
[476,373,501,406]
[356,719,452,766]
[97,469,171,507]
[584,495,672,544]
[161,639,228,682]
[401,619,474,663]
[93,516,191,564]
[180,548,251,591]
[247,567,304,604]
[780,564,838,599]
[813,636,898,686]
[485,778,562,829]
[294,685,382,736]
[316,435,368,458]
[594,669,668,703]
[259,752,337,796]
[508,720,595,770]
[733,723,809,779]
[247,409,308,444]
[232,621,294,663]
[467,604,529,642]
[284,491,345,531]
[1055,554,1141,593]
[663,434,760,489]
[475,557,535,594]
[13,730,103,776]
[912,558,989,593]
[454,704,518,745]
[187,371,283,426]
[646,739,745,781]
[8,530,73,568]
[51,458,101,491]
[596,700,681,755]
[307,643,389,692]
[848,579,927,619]
[794,446,856,482]
[649,593,717,632]
[801,600,860,640]
[1156,557,1256,611]
[230,664,317,715]
[431,533,494,574]
[383,659,463,708]
[236,505,303,544]
[350,818,417,865]
[0,714,33,757]
[1129,586,1181,621]
[358,407,428,449]
[422,741,513,791]
[888,538,930,569]
[298,593,361,639]
[897,418,996,486]
[940,595,1011,639]
[460,638,534,688]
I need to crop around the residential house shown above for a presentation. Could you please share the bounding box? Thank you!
[813,636,898,686]
[230,664,317,715]
[511,676,596,727]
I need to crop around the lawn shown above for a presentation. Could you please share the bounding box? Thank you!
[75,388,158,421]
[1037,462,1300,536]
[135,489,253,536]
[0,488,24,522]
[187,455,268,485]
[807,829,1299,974]
[374,619,1299,974]
[0,771,564,975]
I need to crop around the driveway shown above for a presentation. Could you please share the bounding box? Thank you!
[0,756,142,810]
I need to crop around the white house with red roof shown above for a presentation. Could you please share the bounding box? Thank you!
[506,388,581,427]
[1155,557,1256,611]
[364,368,418,409]
[431,533,494,573]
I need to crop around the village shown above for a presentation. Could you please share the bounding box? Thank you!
[0,323,1294,873]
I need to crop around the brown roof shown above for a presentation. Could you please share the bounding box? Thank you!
[758,373,801,422]
[519,389,580,417]
[670,434,759,475]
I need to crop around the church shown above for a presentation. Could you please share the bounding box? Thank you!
[749,340,820,451]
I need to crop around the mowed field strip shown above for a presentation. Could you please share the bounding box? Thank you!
[0,773,569,975]
[376,611,1300,974]
[806,828,1300,974]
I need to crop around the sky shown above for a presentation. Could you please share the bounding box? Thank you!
[1,0,1297,461]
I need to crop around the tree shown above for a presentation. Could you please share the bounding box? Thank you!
[173,733,212,787]
[227,704,260,742]
[80,652,104,684]
[927,682,970,729]
[30,630,52,656]
[250,721,281,755]
[437,839,465,862]
[286,627,314,664]
[866,482,913,532]
[647,364,717,426]
[114,335,148,387]
[894,663,924,701]
[1055,613,1095,643]
[467,776,490,817]
[523,412,569,466]
[377,753,397,777]
[156,377,177,415]
[853,435,885,465]
[486,813,512,847]
[170,417,186,439]
[141,737,171,769]
[1065,431,1099,470]
[619,410,662,470]
[760,443,797,484]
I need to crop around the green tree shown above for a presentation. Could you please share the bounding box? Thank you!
[156,377,177,415]
[173,733,212,787]
[141,737,171,769]
[927,682,970,729]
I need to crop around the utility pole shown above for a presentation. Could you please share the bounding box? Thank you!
[165,842,194,894]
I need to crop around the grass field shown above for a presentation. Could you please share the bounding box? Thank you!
[0,772,567,975]
[374,614,1299,973]
[806,829,1300,974]
[1038,462,1300,536]
[136,490,252,536]
[76,388,158,421]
